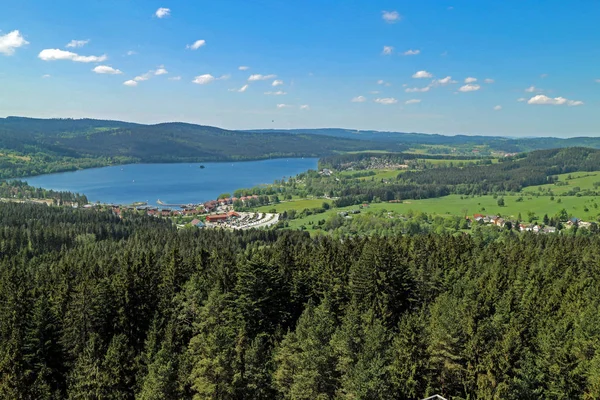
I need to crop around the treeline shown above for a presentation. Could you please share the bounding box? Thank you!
[2,203,600,398]
[0,180,88,204]
[402,147,600,194]
[319,151,487,170]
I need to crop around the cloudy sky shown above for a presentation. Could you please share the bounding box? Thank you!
[1,0,599,137]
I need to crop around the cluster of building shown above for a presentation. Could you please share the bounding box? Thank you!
[106,194,263,218]
[203,195,259,212]
[469,213,592,233]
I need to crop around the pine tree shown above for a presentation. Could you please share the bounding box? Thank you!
[273,298,338,399]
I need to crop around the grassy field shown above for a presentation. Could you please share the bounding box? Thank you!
[523,171,600,195]
[283,194,600,229]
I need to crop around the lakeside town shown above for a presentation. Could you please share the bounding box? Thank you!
[105,195,281,230]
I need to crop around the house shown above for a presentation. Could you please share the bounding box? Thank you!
[495,218,505,227]
[519,224,532,232]
[544,226,557,234]
[206,214,230,223]
[579,221,592,229]
[319,168,333,176]
[190,219,205,228]
[227,211,240,219]
[182,208,201,216]
[533,225,541,233]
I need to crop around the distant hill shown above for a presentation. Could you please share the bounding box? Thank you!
[0,117,401,178]
[248,128,600,152]
[2,116,600,179]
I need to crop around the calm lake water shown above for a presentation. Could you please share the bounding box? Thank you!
[25,158,318,206]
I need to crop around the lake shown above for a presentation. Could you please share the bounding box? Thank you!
[24,158,318,206]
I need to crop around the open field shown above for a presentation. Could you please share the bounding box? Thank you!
[283,194,600,230]
[523,171,600,195]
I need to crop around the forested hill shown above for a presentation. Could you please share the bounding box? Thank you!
[0,117,398,178]
[3,116,600,178]
[249,127,600,152]
[2,201,600,398]
[0,117,395,162]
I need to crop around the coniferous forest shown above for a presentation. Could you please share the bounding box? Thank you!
[1,202,600,399]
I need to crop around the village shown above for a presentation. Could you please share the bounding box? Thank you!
[468,213,593,233]
[104,194,280,230]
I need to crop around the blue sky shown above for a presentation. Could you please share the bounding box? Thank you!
[1,0,599,137]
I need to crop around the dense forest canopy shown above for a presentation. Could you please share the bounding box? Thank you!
[1,202,600,399]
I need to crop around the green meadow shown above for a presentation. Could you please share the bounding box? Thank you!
[282,194,600,230]
[523,171,600,195]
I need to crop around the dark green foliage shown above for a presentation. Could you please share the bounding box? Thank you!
[1,202,600,398]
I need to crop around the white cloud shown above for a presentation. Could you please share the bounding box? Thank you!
[192,74,215,85]
[377,79,385,85]
[264,91,287,95]
[382,10,401,23]
[434,76,457,85]
[405,99,421,104]
[0,30,29,55]
[42,74,51,78]
[458,84,481,92]
[238,66,250,71]
[248,74,276,81]
[595,79,600,83]
[66,39,89,48]
[405,86,430,93]
[412,70,432,79]
[403,49,420,56]
[92,65,122,75]
[236,84,249,92]
[126,50,137,56]
[494,105,502,111]
[527,94,583,106]
[300,105,310,110]
[272,80,283,86]
[218,74,230,80]
[168,76,181,81]
[123,80,138,87]
[382,46,394,55]
[484,78,495,84]
[541,73,548,78]
[525,86,537,93]
[187,40,206,50]
[38,48,107,63]
[374,97,398,105]
[352,96,366,102]
[464,77,477,83]
[370,90,380,94]
[517,98,526,102]
[277,104,291,109]
[155,67,168,75]
[155,7,170,18]
[134,71,153,81]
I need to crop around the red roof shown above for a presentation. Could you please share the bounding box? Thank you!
[227,211,240,217]
[206,214,229,222]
